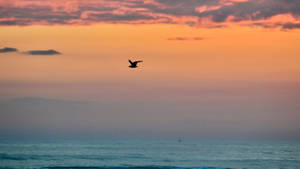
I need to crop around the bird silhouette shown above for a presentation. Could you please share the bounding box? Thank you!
[128,59,143,68]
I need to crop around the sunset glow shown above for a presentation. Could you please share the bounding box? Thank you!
[0,0,300,139]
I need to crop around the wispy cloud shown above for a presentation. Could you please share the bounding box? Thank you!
[0,47,18,53]
[0,0,300,29]
[25,49,61,55]
[282,22,300,30]
[167,37,204,41]
[246,22,300,30]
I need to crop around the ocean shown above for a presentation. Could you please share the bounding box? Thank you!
[0,139,299,169]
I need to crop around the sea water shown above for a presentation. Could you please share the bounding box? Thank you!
[0,139,299,169]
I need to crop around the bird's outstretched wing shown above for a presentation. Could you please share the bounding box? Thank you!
[128,60,134,64]
[135,60,143,63]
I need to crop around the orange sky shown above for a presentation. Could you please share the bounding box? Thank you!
[0,23,299,103]
[1,24,299,86]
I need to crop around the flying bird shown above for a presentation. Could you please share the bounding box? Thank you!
[128,59,143,68]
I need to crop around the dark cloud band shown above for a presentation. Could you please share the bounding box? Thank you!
[0,47,18,53]
[282,22,300,30]
[25,49,61,55]
[167,37,203,41]
[0,0,299,29]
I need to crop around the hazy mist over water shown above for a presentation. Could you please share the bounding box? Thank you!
[0,96,299,140]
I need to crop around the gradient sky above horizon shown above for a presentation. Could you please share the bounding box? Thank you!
[0,0,300,139]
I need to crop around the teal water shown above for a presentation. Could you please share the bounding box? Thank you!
[0,140,299,169]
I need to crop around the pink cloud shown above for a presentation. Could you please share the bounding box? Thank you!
[0,0,299,29]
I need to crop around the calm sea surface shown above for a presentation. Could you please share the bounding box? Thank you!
[0,139,299,169]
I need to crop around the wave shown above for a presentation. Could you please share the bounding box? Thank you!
[0,153,148,161]
[0,153,54,161]
[0,153,29,161]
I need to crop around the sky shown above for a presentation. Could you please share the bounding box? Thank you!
[0,0,300,140]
